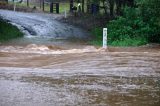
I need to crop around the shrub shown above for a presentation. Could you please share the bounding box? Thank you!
[0,19,23,42]
[107,7,150,44]
[137,0,160,42]
[90,0,160,46]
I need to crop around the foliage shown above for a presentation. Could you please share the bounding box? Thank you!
[136,0,160,42]
[90,0,160,46]
[0,19,23,42]
[107,7,150,43]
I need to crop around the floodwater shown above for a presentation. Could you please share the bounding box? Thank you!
[0,49,160,106]
[0,9,89,48]
[0,10,160,106]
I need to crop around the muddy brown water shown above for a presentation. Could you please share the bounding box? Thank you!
[0,46,160,106]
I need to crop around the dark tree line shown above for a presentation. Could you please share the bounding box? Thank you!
[77,0,135,16]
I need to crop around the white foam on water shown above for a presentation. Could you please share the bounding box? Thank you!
[0,44,103,54]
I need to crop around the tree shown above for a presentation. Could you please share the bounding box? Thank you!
[137,0,160,42]
[27,0,29,7]
[82,0,84,12]
[107,0,160,45]
[5,0,8,3]
[109,0,115,16]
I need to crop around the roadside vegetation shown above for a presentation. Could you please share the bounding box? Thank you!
[0,19,23,42]
[2,0,159,46]
[90,0,160,46]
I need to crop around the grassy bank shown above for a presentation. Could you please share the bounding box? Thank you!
[89,0,160,47]
[90,7,160,46]
[0,19,23,42]
[90,27,148,47]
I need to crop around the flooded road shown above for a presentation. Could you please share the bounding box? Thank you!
[0,47,160,106]
[0,10,160,106]
[0,9,89,48]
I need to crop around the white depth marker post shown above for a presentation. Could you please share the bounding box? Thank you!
[103,28,107,49]
[14,2,16,11]
[64,9,67,19]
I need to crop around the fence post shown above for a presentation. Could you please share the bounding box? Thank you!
[5,0,8,4]
[91,3,99,14]
[64,9,67,18]
[70,0,73,12]
[27,0,29,7]
[103,28,107,49]
[82,0,84,13]
[56,3,59,14]
[50,2,53,13]
[14,2,16,11]
[40,0,41,8]
[42,0,44,11]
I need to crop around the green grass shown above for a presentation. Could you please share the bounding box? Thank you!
[89,27,148,47]
[0,19,23,42]
[9,1,70,14]
[110,38,147,47]
[8,1,105,14]
[89,37,147,47]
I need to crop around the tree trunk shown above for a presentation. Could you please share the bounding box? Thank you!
[109,0,114,16]
[102,0,107,14]
[70,0,73,12]
[42,0,44,11]
[27,0,29,7]
[116,0,122,15]
[128,0,134,7]
[86,0,91,13]
[82,0,84,13]
[40,0,41,9]
[5,0,8,3]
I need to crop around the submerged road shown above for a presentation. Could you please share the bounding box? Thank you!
[0,9,160,106]
[0,9,89,48]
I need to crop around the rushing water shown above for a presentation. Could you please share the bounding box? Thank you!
[0,9,89,48]
[0,9,160,106]
[0,51,160,106]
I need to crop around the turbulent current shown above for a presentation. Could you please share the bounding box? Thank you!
[0,9,160,106]
[0,9,89,47]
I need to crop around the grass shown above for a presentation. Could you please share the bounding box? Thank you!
[110,38,147,47]
[89,37,147,47]
[8,1,70,14]
[0,19,23,42]
[89,27,148,47]
[8,1,105,14]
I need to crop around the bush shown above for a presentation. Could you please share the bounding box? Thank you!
[107,7,150,45]
[0,19,23,42]
[137,0,160,42]
[90,0,160,46]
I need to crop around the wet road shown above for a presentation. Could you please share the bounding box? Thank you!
[0,10,160,106]
[0,47,160,106]
[0,9,89,48]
